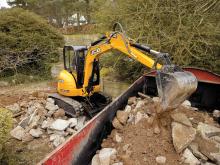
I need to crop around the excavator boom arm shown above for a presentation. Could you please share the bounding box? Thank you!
[83,32,162,90]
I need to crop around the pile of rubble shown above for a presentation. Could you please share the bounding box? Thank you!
[92,94,220,165]
[6,92,88,148]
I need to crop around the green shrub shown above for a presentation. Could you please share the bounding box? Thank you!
[0,108,12,160]
[0,8,64,79]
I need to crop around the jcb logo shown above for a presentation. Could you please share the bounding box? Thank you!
[91,48,101,55]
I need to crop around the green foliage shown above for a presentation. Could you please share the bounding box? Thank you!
[7,0,91,28]
[0,8,64,79]
[94,0,220,79]
[0,108,12,159]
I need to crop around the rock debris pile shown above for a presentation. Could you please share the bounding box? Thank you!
[92,94,220,165]
[7,91,88,148]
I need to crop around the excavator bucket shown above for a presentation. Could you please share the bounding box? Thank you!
[156,70,198,110]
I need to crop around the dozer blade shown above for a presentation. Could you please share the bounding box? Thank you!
[156,71,198,110]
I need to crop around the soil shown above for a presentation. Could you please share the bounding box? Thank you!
[101,103,215,165]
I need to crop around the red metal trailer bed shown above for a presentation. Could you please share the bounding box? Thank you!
[39,67,220,165]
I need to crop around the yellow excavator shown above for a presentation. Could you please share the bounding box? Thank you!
[50,23,197,117]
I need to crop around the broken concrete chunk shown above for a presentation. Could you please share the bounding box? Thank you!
[50,119,70,131]
[134,100,145,111]
[127,97,136,105]
[171,112,192,127]
[112,117,123,130]
[53,136,65,147]
[91,154,101,165]
[134,112,147,124]
[188,142,208,161]
[49,134,60,142]
[22,133,34,142]
[6,103,20,113]
[182,100,191,107]
[19,116,31,128]
[29,128,43,138]
[213,110,220,118]
[155,156,166,164]
[182,148,200,165]
[197,122,220,139]
[75,116,86,130]
[10,126,26,140]
[45,102,58,111]
[46,98,55,104]
[68,118,78,128]
[66,128,77,135]
[99,148,117,165]
[116,110,129,125]
[53,109,65,118]
[172,122,196,153]
[194,134,219,162]
[41,118,54,129]
[124,105,131,113]
[112,163,123,165]
[152,97,159,102]
[113,132,122,143]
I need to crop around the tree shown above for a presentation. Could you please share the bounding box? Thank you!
[7,0,93,28]
[0,8,64,79]
[94,0,220,80]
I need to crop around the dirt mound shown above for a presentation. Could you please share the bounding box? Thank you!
[93,95,219,165]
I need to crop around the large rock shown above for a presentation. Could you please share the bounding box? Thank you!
[50,119,70,131]
[29,128,43,138]
[22,133,34,142]
[19,115,32,128]
[134,100,145,111]
[182,100,191,107]
[213,110,220,118]
[75,116,86,130]
[68,118,78,128]
[127,97,136,105]
[41,118,54,129]
[188,142,208,161]
[46,98,55,104]
[182,148,200,165]
[45,102,59,111]
[172,122,196,153]
[194,134,219,163]
[155,156,166,164]
[124,105,131,113]
[6,103,20,113]
[91,154,101,165]
[197,122,220,139]
[29,115,41,129]
[134,112,148,124]
[116,110,129,125]
[53,135,65,147]
[113,132,122,143]
[53,109,65,118]
[10,126,25,140]
[171,112,192,127]
[99,148,117,165]
[112,117,123,130]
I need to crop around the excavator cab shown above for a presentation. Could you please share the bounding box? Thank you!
[63,46,100,89]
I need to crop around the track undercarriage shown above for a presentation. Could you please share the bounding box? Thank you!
[49,92,112,118]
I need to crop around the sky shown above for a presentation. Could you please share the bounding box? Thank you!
[0,0,10,8]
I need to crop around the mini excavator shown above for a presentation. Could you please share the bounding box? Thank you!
[50,23,198,117]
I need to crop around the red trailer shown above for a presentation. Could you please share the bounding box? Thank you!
[39,67,220,165]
